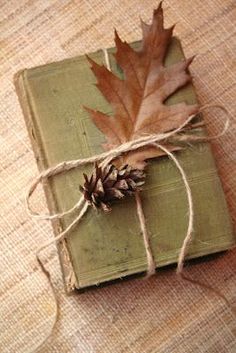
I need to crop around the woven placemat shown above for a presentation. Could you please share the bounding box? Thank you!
[0,1,235,352]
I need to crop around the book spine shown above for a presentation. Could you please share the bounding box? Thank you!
[14,71,77,292]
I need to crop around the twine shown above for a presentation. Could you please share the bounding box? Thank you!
[27,48,231,352]
[28,112,198,265]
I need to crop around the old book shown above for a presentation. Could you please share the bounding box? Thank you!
[15,38,235,292]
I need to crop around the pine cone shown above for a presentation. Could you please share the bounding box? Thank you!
[80,163,145,212]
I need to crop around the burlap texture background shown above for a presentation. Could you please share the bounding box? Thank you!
[0,1,235,352]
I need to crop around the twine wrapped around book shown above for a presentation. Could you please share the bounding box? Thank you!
[27,106,230,353]
[26,49,231,352]
[27,104,229,274]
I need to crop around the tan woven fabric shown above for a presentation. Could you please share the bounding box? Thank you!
[0,1,235,352]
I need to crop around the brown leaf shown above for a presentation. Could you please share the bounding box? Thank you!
[85,2,199,168]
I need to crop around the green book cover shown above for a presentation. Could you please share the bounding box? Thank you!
[15,38,235,291]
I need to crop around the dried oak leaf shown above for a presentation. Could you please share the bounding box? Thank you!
[85,2,198,169]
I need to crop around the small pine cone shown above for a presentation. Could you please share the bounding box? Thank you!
[80,163,145,212]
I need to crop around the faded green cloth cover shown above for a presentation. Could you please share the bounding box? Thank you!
[15,38,235,290]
